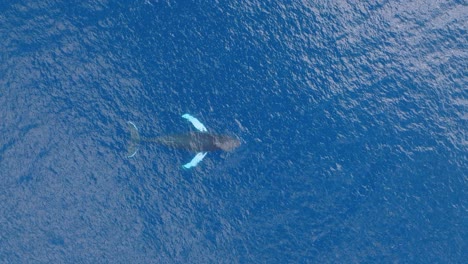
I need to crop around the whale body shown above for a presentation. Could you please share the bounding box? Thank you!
[149,132,240,152]
[127,114,240,169]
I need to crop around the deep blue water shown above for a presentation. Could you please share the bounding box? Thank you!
[1,1,466,263]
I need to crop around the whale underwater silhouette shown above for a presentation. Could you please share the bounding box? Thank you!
[127,114,241,169]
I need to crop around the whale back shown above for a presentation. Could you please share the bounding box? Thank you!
[155,132,240,152]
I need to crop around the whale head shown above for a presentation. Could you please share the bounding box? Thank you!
[214,135,241,151]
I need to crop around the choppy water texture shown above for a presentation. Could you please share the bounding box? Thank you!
[1,1,466,263]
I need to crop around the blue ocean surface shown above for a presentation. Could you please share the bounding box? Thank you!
[0,1,466,263]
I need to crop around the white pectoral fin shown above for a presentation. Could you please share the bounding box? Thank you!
[182,114,208,132]
[182,152,207,169]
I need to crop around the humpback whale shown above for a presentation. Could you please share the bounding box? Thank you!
[127,114,240,169]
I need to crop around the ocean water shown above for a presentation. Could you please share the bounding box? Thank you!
[0,0,466,263]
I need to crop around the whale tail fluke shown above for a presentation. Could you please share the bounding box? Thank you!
[127,121,140,158]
